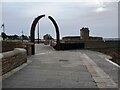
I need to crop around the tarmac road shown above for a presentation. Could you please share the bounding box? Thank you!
[2,44,119,89]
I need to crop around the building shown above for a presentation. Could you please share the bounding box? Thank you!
[80,27,89,40]
[62,36,80,41]
[43,34,53,45]
[43,34,53,40]
[62,27,103,41]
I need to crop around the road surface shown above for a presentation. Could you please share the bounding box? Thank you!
[3,44,119,89]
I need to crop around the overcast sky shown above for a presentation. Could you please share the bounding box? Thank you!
[0,0,119,39]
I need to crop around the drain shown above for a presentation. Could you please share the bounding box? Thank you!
[59,59,69,62]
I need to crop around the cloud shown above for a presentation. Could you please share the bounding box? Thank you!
[95,7,108,13]
[22,3,64,18]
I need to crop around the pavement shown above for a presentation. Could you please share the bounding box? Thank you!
[2,44,119,89]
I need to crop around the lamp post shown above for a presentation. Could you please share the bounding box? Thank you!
[37,21,40,44]
[21,31,23,43]
[1,23,5,33]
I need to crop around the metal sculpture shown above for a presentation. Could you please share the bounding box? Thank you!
[30,15,45,55]
[48,16,60,50]
[30,15,61,55]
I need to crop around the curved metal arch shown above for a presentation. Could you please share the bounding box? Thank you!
[30,15,45,55]
[30,15,61,55]
[48,16,60,50]
[30,15,45,43]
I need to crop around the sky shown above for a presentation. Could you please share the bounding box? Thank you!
[0,0,119,39]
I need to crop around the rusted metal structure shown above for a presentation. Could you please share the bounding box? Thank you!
[30,15,45,55]
[48,16,60,50]
[30,15,61,55]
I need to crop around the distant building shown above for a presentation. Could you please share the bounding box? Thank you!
[89,36,103,40]
[62,27,103,41]
[62,36,80,41]
[80,27,89,40]
[43,34,53,45]
[43,34,53,40]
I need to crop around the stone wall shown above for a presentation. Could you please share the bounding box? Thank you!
[24,43,33,56]
[2,48,27,75]
[2,40,33,56]
[2,40,23,52]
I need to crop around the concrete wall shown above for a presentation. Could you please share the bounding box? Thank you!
[84,40,119,49]
[2,40,23,52]
[2,48,27,75]
[62,40,119,49]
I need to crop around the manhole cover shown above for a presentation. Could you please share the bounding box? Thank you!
[59,59,69,62]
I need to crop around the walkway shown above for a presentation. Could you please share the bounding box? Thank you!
[3,44,119,88]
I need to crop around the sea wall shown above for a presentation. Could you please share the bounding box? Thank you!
[2,40,23,52]
[84,40,119,49]
[2,48,27,75]
[62,40,119,49]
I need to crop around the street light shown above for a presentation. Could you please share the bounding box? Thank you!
[37,21,40,44]
[21,31,24,43]
[1,23,5,33]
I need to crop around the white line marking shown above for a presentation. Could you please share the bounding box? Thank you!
[35,52,51,55]
[105,58,120,68]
